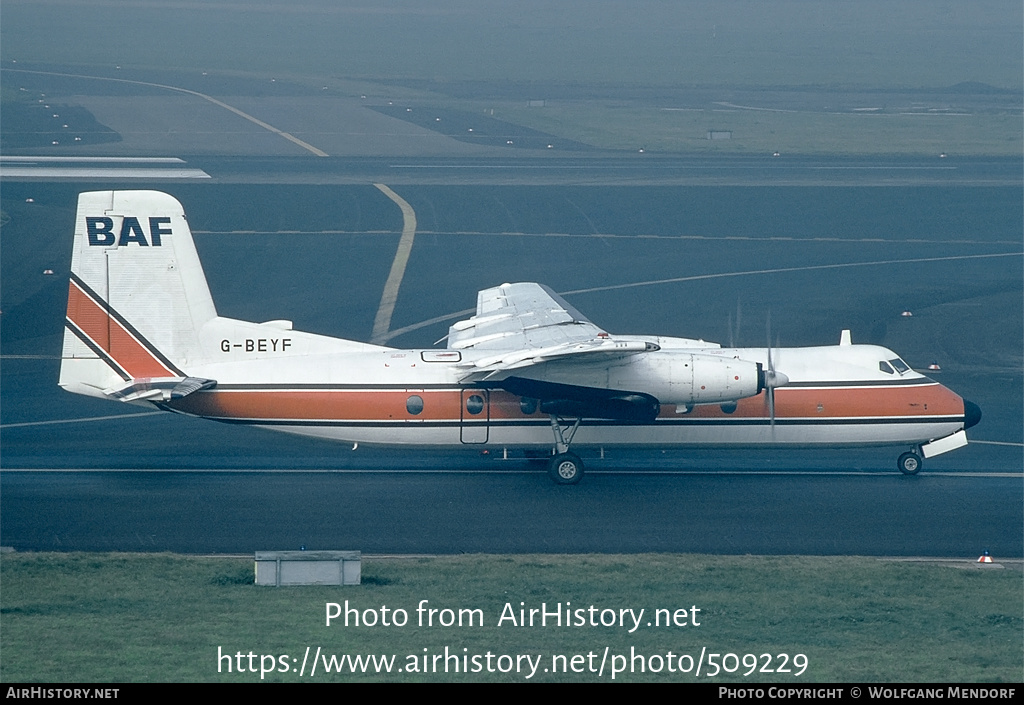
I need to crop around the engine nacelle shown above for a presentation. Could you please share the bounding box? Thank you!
[607,352,762,405]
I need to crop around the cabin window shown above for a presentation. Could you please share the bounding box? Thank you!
[406,395,424,415]
[879,361,895,374]
[519,398,538,415]
[466,394,485,415]
[889,358,910,374]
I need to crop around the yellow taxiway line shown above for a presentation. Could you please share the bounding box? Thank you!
[371,184,418,344]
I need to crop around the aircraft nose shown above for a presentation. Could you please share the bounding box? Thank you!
[963,400,982,429]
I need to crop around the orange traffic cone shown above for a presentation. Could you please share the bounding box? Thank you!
[978,550,993,563]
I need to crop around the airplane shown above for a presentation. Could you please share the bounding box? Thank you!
[60,190,981,484]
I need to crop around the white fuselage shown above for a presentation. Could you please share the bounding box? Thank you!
[57,192,975,465]
[157,335,968,451]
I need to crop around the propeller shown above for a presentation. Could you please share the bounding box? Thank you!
[763,312,789,438]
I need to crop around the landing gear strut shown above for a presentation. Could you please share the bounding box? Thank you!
[548,416,584,484]
[897,450,922,475]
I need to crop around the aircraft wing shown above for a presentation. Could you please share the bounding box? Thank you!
[448,283,658,381]
[448,283,601,350]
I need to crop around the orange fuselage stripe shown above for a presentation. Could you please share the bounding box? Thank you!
[168,384,965,422]
[692,384,964,419]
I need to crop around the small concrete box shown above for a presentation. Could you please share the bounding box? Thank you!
[255,551,361,586]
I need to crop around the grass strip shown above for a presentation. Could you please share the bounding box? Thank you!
[491,103,1023,157]
[1,552,1020,682]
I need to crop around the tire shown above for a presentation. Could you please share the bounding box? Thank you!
[548,452,584,485]
[897,451,922,475]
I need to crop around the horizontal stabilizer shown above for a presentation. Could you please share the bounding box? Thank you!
[104,376,216,403]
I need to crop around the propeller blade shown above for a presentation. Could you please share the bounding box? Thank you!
[763,313,788,440]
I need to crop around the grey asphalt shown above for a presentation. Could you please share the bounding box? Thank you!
[3,469,1020,557]
[2,61,1021,561]
[2,159,1020,556]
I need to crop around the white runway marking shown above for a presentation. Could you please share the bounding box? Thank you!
[389,164,959,171]
[1,156,187,163]
[0,167,210,179]
[191,229,1023,250]
[562,252,1023,297]
[714,101,798,113]
[0,155,210,179]
[381,251,1023,342]
[1,411,164,429]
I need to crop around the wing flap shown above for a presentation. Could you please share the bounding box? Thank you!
[451,282,660,381]
[448,283,603,351]
[464,339,659,381]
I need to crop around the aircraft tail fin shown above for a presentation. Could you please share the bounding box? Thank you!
[60,190,217,399]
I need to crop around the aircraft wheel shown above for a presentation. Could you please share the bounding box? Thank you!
[897,451,922,475]
[548,452,584,485]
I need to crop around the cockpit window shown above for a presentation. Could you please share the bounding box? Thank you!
[879,361,895,374]
[889,358,910,374]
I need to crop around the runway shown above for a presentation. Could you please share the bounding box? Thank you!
[1,71,1020,557]
[2,468,1020,556]
[110,154,1024,187]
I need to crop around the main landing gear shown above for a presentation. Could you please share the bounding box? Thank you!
[897,450,923,475]
[548,416,584,484]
